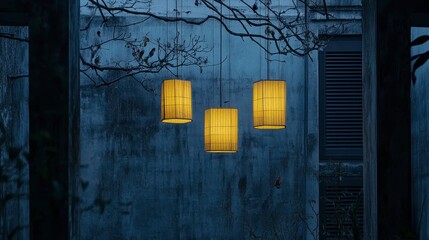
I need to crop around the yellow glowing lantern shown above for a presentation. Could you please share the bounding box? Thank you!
[253,80,286,129]
[161,79,192,123]
[204,108,238,152]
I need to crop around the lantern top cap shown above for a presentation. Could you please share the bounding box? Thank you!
[254,79,286,83]
[254,125,286,130]
[205,107,238,111]
[162,78,191,82]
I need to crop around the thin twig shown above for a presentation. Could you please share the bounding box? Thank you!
[7,74,29,81]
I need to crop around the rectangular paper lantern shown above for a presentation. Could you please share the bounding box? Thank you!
[204,108,238,153]
[161,79,192,123]
[253,80,286,129]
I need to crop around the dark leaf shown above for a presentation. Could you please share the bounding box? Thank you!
[411,50,429,84]
[96,31,101,37]
[148,48,155,58]
[143,36,149,47]
[411,35,429,46]
[252,3,258,12]
[94,56,100,65]
[265,27,270,36]
[194,0,199,6]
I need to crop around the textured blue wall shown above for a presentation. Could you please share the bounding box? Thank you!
[411,27,429,240]
[0,26,29,240]
[79,17,309,239]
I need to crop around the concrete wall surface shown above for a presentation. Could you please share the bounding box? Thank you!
[0,26,29,240]
[78,15,310,239]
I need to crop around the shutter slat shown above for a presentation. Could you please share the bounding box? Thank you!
[321,47,363,157]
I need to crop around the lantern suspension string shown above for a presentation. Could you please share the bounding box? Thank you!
[181,0,184,78]
[228,0,232,107]
[258,2,262,84]
[266,1,270,80]
[212,2,216,107]
[166,0,169,58]
[175,0,179,78]
[219,1,223,108]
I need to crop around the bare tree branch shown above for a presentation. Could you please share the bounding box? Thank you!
[80,30,210,86]
[0,33,29,42]
[77,0,344,88]
[85,0,330,57]
[1,0,341,89]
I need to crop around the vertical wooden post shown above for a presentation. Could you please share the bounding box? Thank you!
[28,0,79,239]
[362,0,377,239]
[363,1,412,239]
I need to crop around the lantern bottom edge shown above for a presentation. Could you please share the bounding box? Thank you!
[205,150,238,153]
[162,118,192,124]
[254,125,286,130]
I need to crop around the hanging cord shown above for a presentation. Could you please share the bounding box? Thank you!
[258,0,262,83]
[211,1,216,107]
[219,1,223,108]
[228,0,231,107]
[181,0,184,78]
[175,0,179,78]
[166,0,169,67]
[266,0,270,80]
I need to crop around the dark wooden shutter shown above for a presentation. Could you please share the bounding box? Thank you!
[319,177,364,240]
[319,37,363,160]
